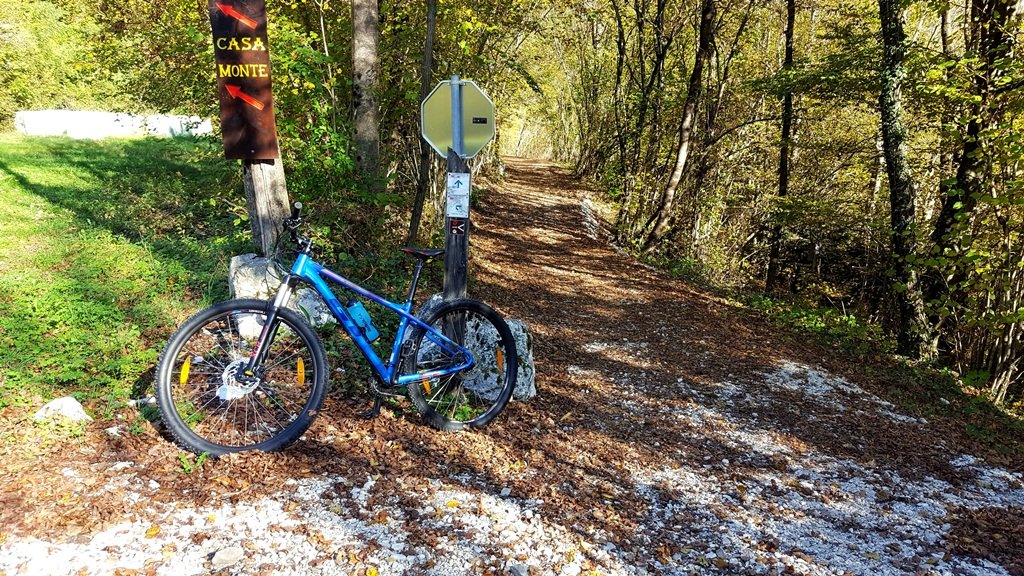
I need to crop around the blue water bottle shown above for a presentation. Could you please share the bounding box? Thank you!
[346,299,380,342]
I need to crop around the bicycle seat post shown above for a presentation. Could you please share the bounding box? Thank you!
[405,259,426,306]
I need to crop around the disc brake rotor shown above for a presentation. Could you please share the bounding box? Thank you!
[218,359,259,401]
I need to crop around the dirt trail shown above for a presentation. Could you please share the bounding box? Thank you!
[1,158,1023,576]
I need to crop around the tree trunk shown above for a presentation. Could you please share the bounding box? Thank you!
[930,0,1017,254]
[766,0,797,292]
[351,0,380,185]
[407,0,438,245]
[643,0,716,252]
[877,0,934,360]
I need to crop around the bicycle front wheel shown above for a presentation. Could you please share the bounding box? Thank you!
[406,299,518,432]
[155,299,328,455]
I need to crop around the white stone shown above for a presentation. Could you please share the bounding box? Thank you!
[211,546,245,569]
[507,319,537,401]
[228,254,335,329]
[229,253,277,300]
[33,397,92,422]
[416,294,536,401]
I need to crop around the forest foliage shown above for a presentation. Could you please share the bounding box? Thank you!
[0,0,1022,404]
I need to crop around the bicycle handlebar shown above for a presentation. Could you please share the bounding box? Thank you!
[282,201,311,253]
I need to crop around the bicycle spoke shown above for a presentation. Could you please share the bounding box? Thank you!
[405,300,518,431]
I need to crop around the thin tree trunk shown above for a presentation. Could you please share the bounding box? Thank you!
[878,0,934,359]
[931,0,1017,252]
[407,0,438,245]
[351,0,381,185]
[610,0,632,240]
[644,0,716,252]
[766,0,797,291]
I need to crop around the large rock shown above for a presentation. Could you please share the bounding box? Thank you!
[228,254,335,329]
[416,294,536,401]
[33,397,92,422]
[506,318,537,401]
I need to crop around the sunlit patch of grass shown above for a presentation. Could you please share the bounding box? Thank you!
[0,134,248,412]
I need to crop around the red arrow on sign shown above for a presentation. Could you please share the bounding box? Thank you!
[225,84,265,111]
[216,3,258,29]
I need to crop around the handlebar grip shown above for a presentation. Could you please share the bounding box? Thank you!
[290,201,303,220]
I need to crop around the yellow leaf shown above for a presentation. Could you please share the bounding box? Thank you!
[145,525,160,539]
[367,568,379,576]
[446,500,460,508]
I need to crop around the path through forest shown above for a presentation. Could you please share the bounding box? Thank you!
[1,159,1023,576]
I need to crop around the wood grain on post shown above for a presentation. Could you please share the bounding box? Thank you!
[242,159,290,257]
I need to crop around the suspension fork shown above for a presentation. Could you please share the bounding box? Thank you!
[243,274,297,378]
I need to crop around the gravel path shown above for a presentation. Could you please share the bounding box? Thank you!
[1,159,1022,576]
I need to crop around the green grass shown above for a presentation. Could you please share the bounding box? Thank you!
[745,293,895,356]
[0,134,249,413]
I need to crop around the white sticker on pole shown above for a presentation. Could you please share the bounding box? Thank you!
[446,172,470,218]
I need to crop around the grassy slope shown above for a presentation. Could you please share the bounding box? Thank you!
[0,134,248,413]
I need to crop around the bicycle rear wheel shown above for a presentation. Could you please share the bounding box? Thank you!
[405,299,517,432]
[155,299,327,455]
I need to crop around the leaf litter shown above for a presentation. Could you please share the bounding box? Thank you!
[1,159,1022,575]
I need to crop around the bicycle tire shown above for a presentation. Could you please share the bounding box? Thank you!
[405,299,518,432]
[155,299,328,455]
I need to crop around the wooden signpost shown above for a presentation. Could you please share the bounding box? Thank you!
[209,0,279,159]
[421,76,496,299]
[208,0,288,256]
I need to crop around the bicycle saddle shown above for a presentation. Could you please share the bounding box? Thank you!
[400,247,445,261]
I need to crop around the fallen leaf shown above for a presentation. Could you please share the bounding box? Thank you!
[145,525,160,539]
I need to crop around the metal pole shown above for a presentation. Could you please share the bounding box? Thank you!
[443,151,470,302]
[444,76,469,301]
[450,74,464,157]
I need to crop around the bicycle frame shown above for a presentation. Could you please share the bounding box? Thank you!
[246,251,473,388]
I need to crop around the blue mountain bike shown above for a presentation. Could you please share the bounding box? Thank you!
[155,203,517,455]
